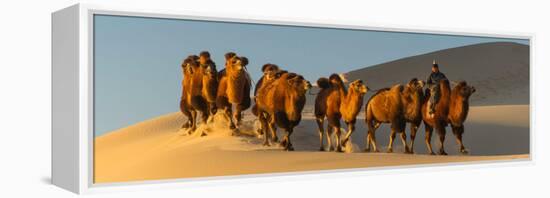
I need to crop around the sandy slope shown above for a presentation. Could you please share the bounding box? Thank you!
[344,42,529,106]
[94,105,529,183]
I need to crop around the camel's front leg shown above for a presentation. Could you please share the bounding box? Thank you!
[365,120,379,152]
[224,106,238,135]
[334,126,343,152]
[280,128,294,151]
[268,115,278,143]
[408,123,419,154]
[259,112,270,146]
[435,122,447,155]
[326,126,334,151]
[340,121,355,152]
[424,121,435,155]
[452,125,468,154]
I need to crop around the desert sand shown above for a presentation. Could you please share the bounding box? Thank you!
[94,105,529,184]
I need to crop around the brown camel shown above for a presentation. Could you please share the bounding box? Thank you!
[364,84,407,153]
[198,52,218,122]
[251,63,283,137]
[401,78,426,153]
[180,55,209,134]
[255,72,312,150]
[422,80,475,155]
[315,74,368,152]
[179,56,194,129]
[216,53,252,135]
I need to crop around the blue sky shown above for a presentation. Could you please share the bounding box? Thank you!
[93,15,528,136]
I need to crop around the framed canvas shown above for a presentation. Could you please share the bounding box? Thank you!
[52,3,533,194]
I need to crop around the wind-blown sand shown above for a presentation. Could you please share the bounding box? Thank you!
[94,105,529,184]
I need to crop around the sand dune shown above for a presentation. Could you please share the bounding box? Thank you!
[94,105,529,183]
[344,42,529,106]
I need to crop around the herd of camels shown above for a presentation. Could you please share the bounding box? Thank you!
[180,51,476,155]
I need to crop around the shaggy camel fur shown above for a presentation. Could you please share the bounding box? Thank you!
[315,74,368,152]
[401,78,426,153]
[252,63,283,137]
[180,55,209,134]
[422,80,475,155]
[179,56,194,129]
[216,53,252,135]
[255,72,312,150]
[199,55,218,120]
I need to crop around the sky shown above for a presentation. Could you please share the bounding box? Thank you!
[93,14,529,136]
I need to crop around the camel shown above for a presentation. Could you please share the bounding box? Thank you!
[255,72,312,150]
[364,80,420,153]
[179,56,194,129]
[216,53,252,135]
[422,80,475,155]
[401,78,426,153]
[252,63,283,137]
[198,52,218,121]
[179,55,209,134]
[314,74,368,152]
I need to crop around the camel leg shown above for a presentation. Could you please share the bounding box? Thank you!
[206,103,216,124]
[181,119,191,129]
[387,128,396,153]
[424,122,435,155]
[260,113,270,146]
[326,126,334,151]
[452,125,468,154]
[268,115,278,143]
[180,107,192,129]
[280,128,294,151]
[364,129,371,152]
[365,121,379,152]
[335,126,343,152]
[234,106,244,127]
[408,124,419,154]
[286,128,295,151]
[369,129,379,152]
[189,110,197,135]
[224,106,239,136]
[399,131,409,153]
[436,122,447,155]
[341,121,355,150]
[315,118,326,151]
[198,110,209,137]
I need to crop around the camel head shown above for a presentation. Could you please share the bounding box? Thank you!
[349,79,368,94]
[261,63,281,81]
[286,73,312,95]
[407,78,425,91]
[228,56,249,74]
[455,81,476,99]
[181,55,199,75]
[199,51,211,65]
[224,52,237,67]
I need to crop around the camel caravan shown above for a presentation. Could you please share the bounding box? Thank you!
[180,51,476,155]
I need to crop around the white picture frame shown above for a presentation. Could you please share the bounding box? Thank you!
[52,3,534,194]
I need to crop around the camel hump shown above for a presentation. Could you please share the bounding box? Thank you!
[390,84,404,92]
[316,77,330,89]
[367,87,391,104]
[328,73,345,87]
